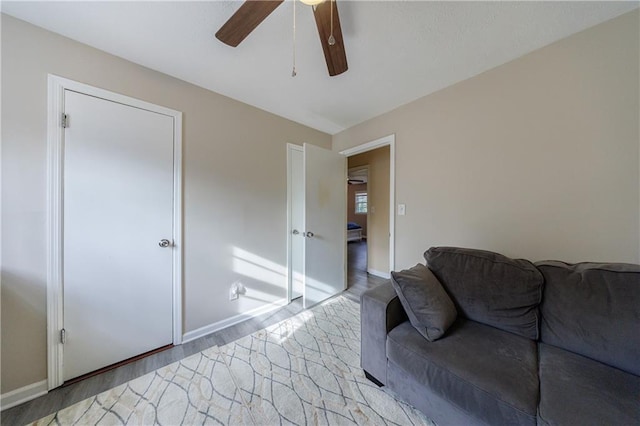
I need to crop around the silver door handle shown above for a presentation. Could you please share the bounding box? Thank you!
[159,239,171,248]
[292,229,300,235]
[304,231,314,238]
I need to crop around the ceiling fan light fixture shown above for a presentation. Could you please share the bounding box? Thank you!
[300,0,325,6]
[216,0,347,76]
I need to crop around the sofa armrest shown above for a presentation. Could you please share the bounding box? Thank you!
[360,281,408,385]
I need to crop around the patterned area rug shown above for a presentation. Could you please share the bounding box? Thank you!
[33,296,433,425]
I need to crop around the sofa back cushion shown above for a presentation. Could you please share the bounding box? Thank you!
[424,247,544,340]
[536,261,640,375]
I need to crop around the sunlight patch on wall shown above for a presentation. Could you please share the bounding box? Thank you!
[232,247,286,288]
[231,246,287,312]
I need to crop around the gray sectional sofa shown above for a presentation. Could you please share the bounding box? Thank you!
[361,247,640,425]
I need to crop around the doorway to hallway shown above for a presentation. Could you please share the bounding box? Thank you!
[345,142,393,291]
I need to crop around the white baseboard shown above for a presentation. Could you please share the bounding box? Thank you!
[182,298,288,343]
[368,269,391,279]
[1,380,48,411]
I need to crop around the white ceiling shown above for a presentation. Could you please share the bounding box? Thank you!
[2,1,637,135]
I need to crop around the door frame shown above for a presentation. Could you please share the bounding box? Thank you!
[286,143,304,303]
[340,134,396,275]
[46,75,183,390]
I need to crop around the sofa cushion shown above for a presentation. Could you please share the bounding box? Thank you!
[390,264,457,341]
[424,247,543,339]
[387,319,538,425]
[538,343,640,426]
[386,362,487,426]
[536,261,640,376]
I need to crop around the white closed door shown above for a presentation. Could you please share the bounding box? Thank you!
[303,143,346,308]
[289,146,304,299]
[63,90,174,381]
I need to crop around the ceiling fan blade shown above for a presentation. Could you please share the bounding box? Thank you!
[313,0,348,76]
[216,0,284,47]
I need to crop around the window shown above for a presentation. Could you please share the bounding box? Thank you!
[355,192,368,214]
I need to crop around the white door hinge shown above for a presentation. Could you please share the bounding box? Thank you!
[61,113,68,128]
[60,328,66,344]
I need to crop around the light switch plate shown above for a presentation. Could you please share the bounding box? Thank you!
[398,204,406,216]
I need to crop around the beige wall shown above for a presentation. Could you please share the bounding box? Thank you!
[1,14,331,393]
[347,183,368,237]
[348,147,391,274]
[334,11,640,268]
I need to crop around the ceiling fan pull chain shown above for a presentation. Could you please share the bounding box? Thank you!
[328,0,336,46]
[292,0,297,77]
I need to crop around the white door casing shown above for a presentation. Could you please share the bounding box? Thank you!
[303,143,347,308]
[47,76,183,389]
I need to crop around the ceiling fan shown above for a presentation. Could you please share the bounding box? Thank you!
[215,0,348,76]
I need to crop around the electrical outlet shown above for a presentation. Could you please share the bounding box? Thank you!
[236,282,247,296]
[229,281,246,301]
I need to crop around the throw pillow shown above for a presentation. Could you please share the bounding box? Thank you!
[391,263,457,341]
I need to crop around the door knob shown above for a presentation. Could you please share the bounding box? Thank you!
[159,239,171,248]
[305,231,314,238]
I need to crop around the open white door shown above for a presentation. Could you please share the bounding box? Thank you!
[303,143,346,308]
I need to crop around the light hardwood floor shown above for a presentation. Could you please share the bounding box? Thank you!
[1,241,385,425]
